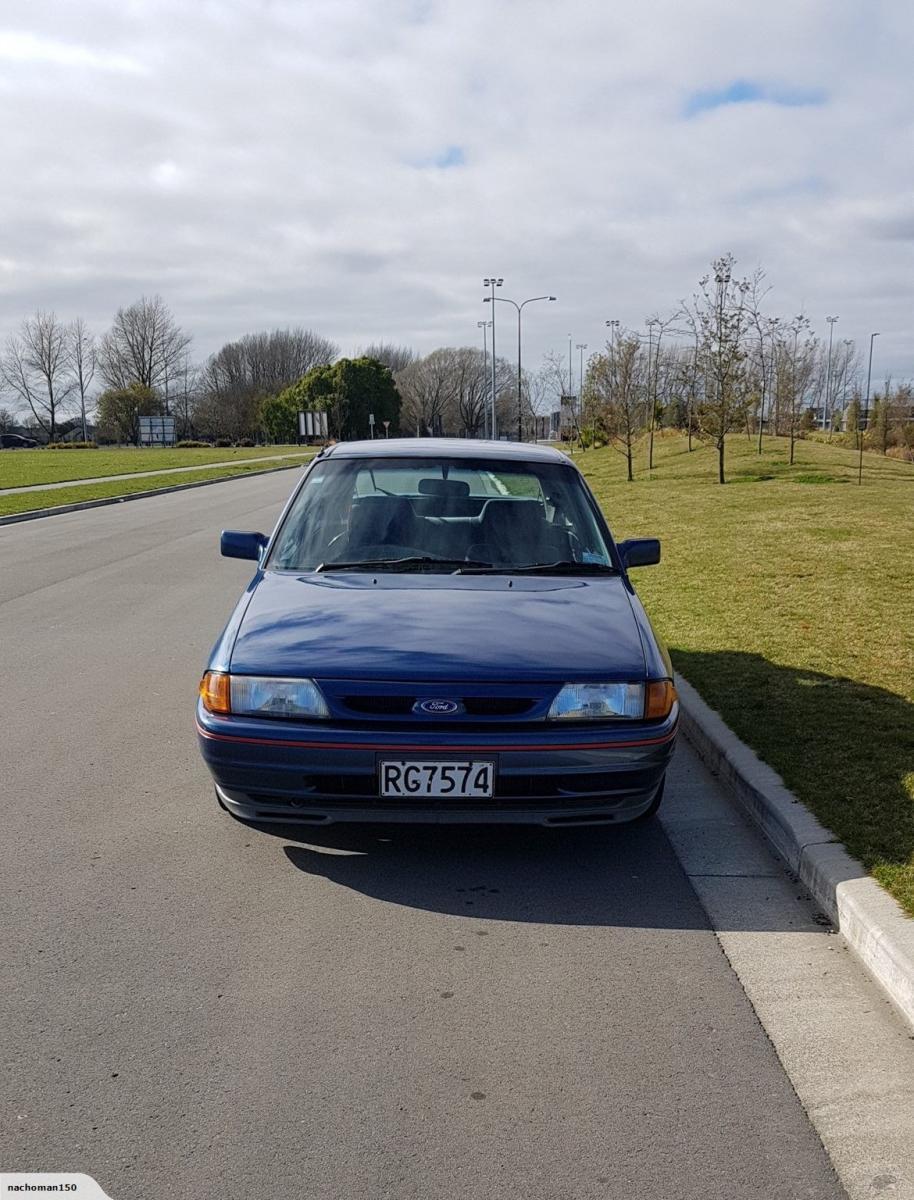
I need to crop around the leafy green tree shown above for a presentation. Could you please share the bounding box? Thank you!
[259,391,299,442]
[96,383,161,445]
[270,357,401,440]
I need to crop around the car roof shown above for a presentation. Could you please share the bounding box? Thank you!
[320,438,572,465]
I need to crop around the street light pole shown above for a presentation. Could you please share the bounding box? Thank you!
[605,319,620,410]
[477,319,491,438]
[483,278,503,437]
[646,318,658,469]
[859,331,879,485]
[824,316,838,430]
[576,343,588,444]
[486,294,556,441]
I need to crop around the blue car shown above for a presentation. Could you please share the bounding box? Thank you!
[196,439,677,826]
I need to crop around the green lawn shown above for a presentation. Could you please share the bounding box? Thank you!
[577,433,914,916]
[0,458,312,517]
[0,444,310,489]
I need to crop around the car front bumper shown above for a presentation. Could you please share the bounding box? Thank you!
[196,701,678,827]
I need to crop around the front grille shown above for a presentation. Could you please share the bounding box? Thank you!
[341,695,538,718]
[343,696,415,715]
[462,698,535,716]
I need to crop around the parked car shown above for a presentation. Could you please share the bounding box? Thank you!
[0,433,39,449]
[196,439,677,826]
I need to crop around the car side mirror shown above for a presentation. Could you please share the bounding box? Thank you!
[618,538,661,568]
[221,530,268,561]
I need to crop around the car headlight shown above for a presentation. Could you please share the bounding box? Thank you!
[547,680,676,721]
[199,672,329,719]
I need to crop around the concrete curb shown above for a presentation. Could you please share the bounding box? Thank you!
[0,462,306,527]
[675,672,914,1030]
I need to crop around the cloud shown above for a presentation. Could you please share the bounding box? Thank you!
[0,29,144,73]
[0,0,913,379]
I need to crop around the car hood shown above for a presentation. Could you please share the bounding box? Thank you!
[228,571,647,682]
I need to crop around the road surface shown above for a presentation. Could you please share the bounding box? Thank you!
[2,471,911,1199]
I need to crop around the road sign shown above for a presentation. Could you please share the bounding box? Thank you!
[138,415,176,446]
[298,411,328,439]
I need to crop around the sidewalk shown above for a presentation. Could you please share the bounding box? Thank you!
[0,451,311,496]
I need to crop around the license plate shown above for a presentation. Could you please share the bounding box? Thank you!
[379,760,495,798]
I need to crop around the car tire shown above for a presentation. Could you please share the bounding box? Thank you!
[632,777,665,822]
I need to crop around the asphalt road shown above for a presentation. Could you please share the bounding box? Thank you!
[0,473,853,1199]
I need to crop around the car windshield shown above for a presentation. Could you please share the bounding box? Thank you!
[267,455,615,573]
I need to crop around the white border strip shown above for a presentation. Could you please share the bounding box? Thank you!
[676,672,914,1030]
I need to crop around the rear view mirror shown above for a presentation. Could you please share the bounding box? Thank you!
[618,538,661,568]
[221,530,268,561]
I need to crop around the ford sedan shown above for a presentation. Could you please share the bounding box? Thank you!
[196,438,677,826]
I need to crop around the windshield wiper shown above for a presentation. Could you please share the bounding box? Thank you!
[315,556,494,573]
[456,560,619,576]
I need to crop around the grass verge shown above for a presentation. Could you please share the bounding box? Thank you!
[577,432,914,916]
[0,458,310,518]
[0,445,311,489]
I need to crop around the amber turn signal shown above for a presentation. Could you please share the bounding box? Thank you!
[645,679,677,720]
[200,671,231,715]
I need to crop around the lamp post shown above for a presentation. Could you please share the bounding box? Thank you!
[859,331,879,485]
[483,278,503,437]
[824,316,839,430]
[477,319,491,438]
[646,318,658,469]
[839,338,853,434]
[605,319,620,412]
[576,343,588,444]
[485,293,556,441]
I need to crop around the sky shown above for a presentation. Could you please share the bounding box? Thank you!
[1,0,913,386]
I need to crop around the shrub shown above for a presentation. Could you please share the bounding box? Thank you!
[47,441,98,449]
[176,439,211,448]
[214,437,233,448]
[235,437,256,447]
[886,445,914,463]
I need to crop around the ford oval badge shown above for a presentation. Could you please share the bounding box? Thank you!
[414,698,461,715]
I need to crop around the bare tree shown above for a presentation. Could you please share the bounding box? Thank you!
[588,332,648,480]
[395,349,458,436]
[98,295,192,398]
[67,317,96,440]
[198,327,337,439]
[1,311,75,442]
[395,348,512,437]
[776,316,817,463]
[173,355,200,440]
[359,343,417,374]
[643,313,681,469]
[686,254,752,484]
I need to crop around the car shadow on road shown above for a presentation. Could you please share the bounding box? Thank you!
[274,818,720,928]
[243,816,818,933]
